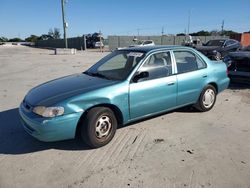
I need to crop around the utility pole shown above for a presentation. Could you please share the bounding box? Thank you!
[161,26,164,36]
[137,28,140,36]
[99,30,103,53]
[187,10,191,36]
[221,20,224,36]
[61,0,68,48]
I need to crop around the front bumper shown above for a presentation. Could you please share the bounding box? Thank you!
[19,103,83,142]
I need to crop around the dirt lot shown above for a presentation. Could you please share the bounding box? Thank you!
[0,45,250,188]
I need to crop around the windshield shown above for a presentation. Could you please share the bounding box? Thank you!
[205,40,225,47]
[85,50,145,80]
[143,41,152,45]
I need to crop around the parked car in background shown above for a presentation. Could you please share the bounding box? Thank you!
[94,41,104,48]
[129,40,155,47]
[195,39,241,60]
[182,35,200,47]
[19,46,229,148]
[85,32,104,49]
[183,38,203,48]
[224,45,250,84]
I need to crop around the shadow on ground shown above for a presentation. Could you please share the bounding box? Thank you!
[228,82,250,90]
[0,108,90,155]
[2,82,248,155]
[0,106,197,155]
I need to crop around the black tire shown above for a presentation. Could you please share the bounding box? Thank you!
[194,85,217,112]
[80,107,117,148]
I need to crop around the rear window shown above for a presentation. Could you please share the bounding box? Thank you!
[205,40,225,47]
[144,41,152,45]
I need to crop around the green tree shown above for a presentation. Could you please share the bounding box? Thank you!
[221,30,240,36]
[8,38,23,42]
[0,37,8,42]
[48,28,61,39]
[190,30,210,36]
[38,34,53,41]
[176,33,186,36]
[25,35,39,42]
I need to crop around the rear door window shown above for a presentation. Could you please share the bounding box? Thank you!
[173,51,206,73]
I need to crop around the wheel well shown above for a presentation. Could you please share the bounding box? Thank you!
[75,104,124,138]
[208,82,218,93]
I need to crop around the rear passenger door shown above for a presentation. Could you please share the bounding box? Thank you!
[173,50,207,106]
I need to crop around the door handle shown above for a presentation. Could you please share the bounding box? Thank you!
[202,75,208,78]
[167,81,175,85]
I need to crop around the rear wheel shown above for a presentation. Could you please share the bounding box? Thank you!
[81,107,117,148]
[194,85,217,112]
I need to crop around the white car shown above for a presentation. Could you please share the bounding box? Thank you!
[129,40,155,47]
[94,41,104,48]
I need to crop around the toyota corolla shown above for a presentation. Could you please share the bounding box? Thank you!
[19,46,229,148]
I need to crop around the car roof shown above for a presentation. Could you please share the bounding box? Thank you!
[119,45,193,53]
[141,40,153,42]
[208,39,226,41]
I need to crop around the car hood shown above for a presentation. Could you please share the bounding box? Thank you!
[25,73,119,106]
[228,51,250,59]
[195,46,221,52]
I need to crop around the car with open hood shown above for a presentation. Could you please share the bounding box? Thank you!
[19,46,229,148]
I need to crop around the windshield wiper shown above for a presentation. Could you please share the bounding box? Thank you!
[84,71,112,80]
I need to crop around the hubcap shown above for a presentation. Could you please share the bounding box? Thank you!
[203,89,215,108]
[95,115,112,139]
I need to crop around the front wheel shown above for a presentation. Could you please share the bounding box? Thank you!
[81,107,117,148]
[194,85,217,112]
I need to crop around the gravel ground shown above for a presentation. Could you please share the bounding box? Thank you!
[0,45,250,188]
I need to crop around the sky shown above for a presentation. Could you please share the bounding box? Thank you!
[0,0,250,39]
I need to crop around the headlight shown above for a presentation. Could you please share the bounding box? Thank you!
[33,106,64,118]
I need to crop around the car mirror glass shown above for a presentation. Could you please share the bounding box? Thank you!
[133,71,149,83]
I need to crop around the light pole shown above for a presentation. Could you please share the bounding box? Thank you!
[61,0,68,48]
[187,10,191,36]
[221,20,225,35]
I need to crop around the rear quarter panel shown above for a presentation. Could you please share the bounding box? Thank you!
[206,60,230,93]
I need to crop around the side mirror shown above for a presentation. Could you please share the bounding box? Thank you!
[133,71,149,83]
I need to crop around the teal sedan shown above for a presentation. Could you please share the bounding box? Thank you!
[19,46,229,148]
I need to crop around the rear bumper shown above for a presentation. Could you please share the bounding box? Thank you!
[19,104,82,142]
